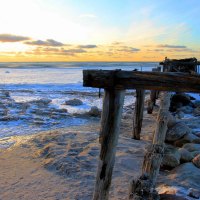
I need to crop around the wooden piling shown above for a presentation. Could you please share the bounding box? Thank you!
[147,67,161,114]
[132,89,145,140]
[93,89,125,200]
[129,92,171,199]
[147,90,157,114]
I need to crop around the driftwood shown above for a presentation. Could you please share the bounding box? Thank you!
[93,89,125,200]
[83,70,200,93]
[129,92,171,199]
[132,89,145,140]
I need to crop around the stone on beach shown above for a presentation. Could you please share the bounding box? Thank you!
[174,133,200,147]
[193,107,200,116]
[178,148,193,163]
[166,122,191,142]
[192,154,200,169]
[161,145,180,168]
[169,93,192,112]
[187,188,200,199]
[30,98,52,106]
[183,143,200,152]
[88,106,101,117]
[166,163,200,190]
[64,98,83,106]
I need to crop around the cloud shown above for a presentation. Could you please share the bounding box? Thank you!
[78,45,97,48]
[25,47,87,57]
[157,44,187,49]
[62,48,87,55]
[25,39,64,47]
[0,34,30,42]
[117,47,140,53]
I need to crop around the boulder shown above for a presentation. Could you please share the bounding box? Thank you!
[161,145,180,168]
[191,151,200,158]
[174,133,200,147]
[193,107,200,116]
[2,91,10,97]
[177,106,193,114]
[183,143,200,152]
[194,132,200,137]
[175,111,184,119]
[65,99,83,106]
[193,100,200,108]
[166,122,191,142]
[167,163,200,190]
[160,194,187,200]
[167,114,177,128]
[178,148,193,163]
[88,106,101,117]
[169,93,192,112]
[30,98,52,106]
[192,154,200,169]
[187,188,200,199]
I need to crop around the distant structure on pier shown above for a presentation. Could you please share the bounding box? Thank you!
[160,57,200,73]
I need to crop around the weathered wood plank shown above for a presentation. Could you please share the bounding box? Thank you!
[83,70,200,93]
[93,89,125,200]
[132,89,145,140]
[129,92,171,200]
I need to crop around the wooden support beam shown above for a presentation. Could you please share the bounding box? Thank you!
[147,91,157,114]
[147,67,161,114]
[93,89,125,200]
[132,89,145,140]
[83,70,200,93]
[129,92,171,199]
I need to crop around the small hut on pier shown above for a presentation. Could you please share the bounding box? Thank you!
[160,57,199,73]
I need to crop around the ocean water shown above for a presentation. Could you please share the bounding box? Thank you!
[0,62,158,147]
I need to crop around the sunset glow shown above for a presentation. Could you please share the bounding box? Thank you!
[0,0,200,62]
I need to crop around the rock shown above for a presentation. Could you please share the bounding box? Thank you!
[88,106,101,117]
[193,100,200,108]
[176,111,184,119]
[177,106,193,114]
[193,138,200,144]
[194,132,200,137]
[167,114,177,128]
[175,133,200,147]
[166,122,191,142]
[184,133,200,142]
[193,107,200,116]
[160,194,187,200]
[178,148,193,163]
[191,151,200,158]
[187,188,200,199]
[0,115,19,121]
[161,145,180,168]
[183,143,200,152]
[2,91,10,97]
[65,99,83,106]
[30,98,52,106]
[167,163,200,190]
[169,93,192,112]
[174,133,200,147]
[192,154,200,168]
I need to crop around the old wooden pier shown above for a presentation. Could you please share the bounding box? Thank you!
[83,58,200,200]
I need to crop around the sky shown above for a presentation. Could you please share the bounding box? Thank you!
[0,0,199,62]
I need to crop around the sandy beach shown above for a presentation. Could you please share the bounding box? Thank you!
[0,94,200,200]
